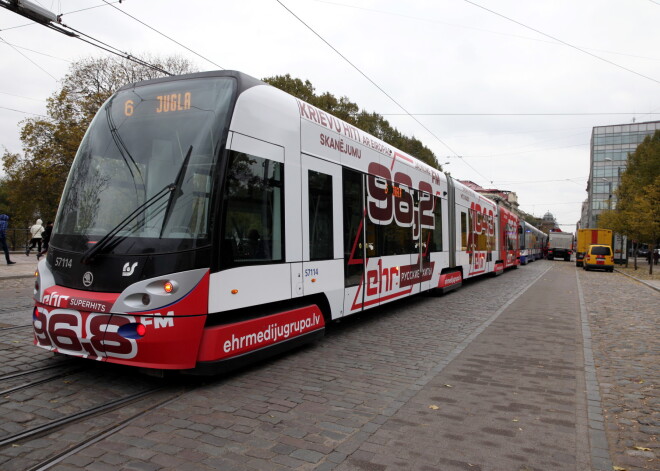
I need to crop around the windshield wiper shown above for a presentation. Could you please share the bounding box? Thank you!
[159,145,193,238]
[80,183,174,264]
[105,99,144,191]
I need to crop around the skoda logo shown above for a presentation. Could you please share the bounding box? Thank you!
[82,271,94,287]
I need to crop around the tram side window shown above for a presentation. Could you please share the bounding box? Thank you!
[221,151,284,266]
[460,212,468,251]
[433,196,443,252]
[308,170,333,260]
[507,226,517,251]
[343,168,363,287]
[380,183,415,256]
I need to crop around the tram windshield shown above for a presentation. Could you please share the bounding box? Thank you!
[53,77,235,253]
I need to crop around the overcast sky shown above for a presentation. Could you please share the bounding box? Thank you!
[1,0,659,229]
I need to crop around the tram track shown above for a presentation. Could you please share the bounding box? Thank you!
[25,389,186,471]
[0,366,88,397]
[0,324,32,332]
[0,304,35,315]
[0,363,76,382]
[0,386,167,448]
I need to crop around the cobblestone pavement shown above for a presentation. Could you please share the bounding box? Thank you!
[578,268,659,471]
[0,260,657,470]
[0,277,35,328]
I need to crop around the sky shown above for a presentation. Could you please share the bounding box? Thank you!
[1,0,659,230]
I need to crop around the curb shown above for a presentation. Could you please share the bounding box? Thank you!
[613,268,660,293]
[1,274,36,281]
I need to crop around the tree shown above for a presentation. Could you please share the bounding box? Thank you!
[263,74,440,169]
[518,210,542,229]
[2,55,197,228]
[599,130,660,274]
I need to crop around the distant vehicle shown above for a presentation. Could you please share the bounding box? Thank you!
[518,221,546,265]
[576,229,613,267]
[583,245,614,272]
[547,232,574,261]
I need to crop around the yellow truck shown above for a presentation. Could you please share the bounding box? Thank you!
[576,229,613,267]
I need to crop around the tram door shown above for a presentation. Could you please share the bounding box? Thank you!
[418,190,435,293]
[342,168,366,315]
[301,155,343,300]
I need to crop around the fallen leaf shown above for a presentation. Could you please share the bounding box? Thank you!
[11,444,20,448]
[429,405,440,410]
[444,384,453,388]
[633,446,651,451]
[512,419,519,422]
[613,467,628,471]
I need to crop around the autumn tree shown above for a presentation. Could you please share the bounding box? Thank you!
[263,74,440,169]
[599,130,660,273]
[1,55,197,228]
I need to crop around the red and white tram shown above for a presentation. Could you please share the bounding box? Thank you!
[33,70,521,373]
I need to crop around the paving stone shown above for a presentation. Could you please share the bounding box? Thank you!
[0,262,656,470]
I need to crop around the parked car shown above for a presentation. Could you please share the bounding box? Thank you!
[583,245,614,272]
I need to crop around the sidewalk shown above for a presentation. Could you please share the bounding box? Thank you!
[334,263,597,470]
[0,252,41,280]
[614,259,660,292]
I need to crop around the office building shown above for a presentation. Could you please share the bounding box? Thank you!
[583,120,660,228]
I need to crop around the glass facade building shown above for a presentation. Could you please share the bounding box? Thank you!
[585,120,660,228]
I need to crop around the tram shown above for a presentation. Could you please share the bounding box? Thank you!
[33,70,523,373]
[519,221,546,264]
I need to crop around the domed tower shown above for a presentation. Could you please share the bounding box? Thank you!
[542,211,559,232]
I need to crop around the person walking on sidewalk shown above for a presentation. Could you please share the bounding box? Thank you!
[26,218,45,256]
[37,221,53,261]
[0,214,16,265]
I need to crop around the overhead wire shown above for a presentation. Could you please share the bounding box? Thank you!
[98,0,224,70]
[275,0,493,183]
[0,0,122,31]
[465,142,588,159]
[0,38,70,62]
[63,24,172,76]
[0,91,45,101]
[381,112,660,116]
[463,0,660,86]
[314,0,660,63]
[492,177,587,185]
[0,105,47,117]
[0,35,57,79]
[0,1,173,76]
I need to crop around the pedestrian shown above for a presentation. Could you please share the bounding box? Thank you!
[37,221,53,261]
[26,218,45,256]
[0,214,16,265]
[654,250,659,266]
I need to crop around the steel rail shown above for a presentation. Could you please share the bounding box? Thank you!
[0,386,165,447]
[26,389,186,471]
